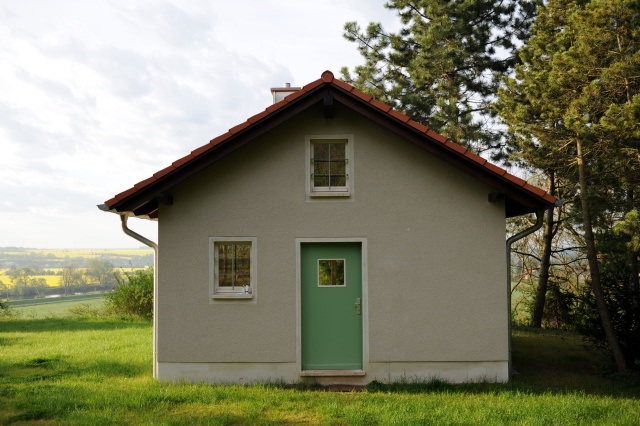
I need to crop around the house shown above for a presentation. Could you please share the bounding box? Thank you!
[99,71,557,385]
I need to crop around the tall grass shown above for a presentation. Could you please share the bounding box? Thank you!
[1,315,639,425]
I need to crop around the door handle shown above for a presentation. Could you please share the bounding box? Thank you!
[354,297,361,315]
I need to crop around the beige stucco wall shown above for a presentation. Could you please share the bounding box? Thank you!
[157,102,508,379]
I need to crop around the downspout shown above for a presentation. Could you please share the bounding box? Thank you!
[506,209,544,379]
[120,214,159,379]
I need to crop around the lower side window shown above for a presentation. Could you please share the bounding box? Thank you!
[210,237,256,299]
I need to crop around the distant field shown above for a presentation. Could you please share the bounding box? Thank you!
[7,294,105,317]
[0,248,153,258]
[0,268,145,289]
[0,274,59,287]
[0,268,144,288]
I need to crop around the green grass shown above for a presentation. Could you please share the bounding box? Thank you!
[7,294,105,318]
[0,314,639,425]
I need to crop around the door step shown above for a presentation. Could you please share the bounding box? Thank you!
[300,370,365,377]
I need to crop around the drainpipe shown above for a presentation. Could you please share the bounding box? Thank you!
[506,209,544,379]
[120,214,159,379]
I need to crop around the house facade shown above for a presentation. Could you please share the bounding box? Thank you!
[100,71,557,385]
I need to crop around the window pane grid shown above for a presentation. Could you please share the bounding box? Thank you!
[312,142,347,190]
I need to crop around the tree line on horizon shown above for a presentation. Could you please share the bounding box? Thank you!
[0,260,122,299]
[0,257,156,300]
[342,0,640,373]
[0,249,153,270]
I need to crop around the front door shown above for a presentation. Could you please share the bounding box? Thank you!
[301,242,362,370]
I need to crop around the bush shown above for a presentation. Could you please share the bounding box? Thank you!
[574,232,640,370]
[541,278,576,330]
[0,299,16,317]
[104,267,153,320]
[67,302,103,318]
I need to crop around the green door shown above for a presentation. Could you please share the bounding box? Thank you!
[301,242,362,370]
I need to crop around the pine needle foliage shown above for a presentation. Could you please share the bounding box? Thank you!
[342,0,542,159]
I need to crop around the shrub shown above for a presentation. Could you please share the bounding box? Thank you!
[104,267,153,320]
[67,302,103,318]
[0,299,16,317]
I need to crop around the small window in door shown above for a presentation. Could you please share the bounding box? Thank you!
[318,259,345,287]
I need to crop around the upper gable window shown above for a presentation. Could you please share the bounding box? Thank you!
[306,135,353,197]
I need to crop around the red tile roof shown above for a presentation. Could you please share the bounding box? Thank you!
[100,70,557,218]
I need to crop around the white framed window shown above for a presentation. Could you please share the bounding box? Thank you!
[306,135,354,197]
[209,237,256,300]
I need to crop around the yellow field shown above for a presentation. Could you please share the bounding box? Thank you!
[0,275,60,287]
[0,249,152,289]
[0,268,143,288]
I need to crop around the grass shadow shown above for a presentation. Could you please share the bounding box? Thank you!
[0,316,150,333]
[353,327,640,398]
[510,326,640,397]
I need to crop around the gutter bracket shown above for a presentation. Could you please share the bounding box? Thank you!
[488,191,505,203]
[154,193,173,206]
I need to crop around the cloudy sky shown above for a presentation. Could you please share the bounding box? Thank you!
[0,0,399,248]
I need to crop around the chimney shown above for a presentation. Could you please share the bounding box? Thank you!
[270,82,301,104]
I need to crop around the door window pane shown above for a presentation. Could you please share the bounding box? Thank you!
[318,259,345,286]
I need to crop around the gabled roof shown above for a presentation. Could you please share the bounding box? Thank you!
[99,70,558,219]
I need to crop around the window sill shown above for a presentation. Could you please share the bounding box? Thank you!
[212,294,254,300]
[309,192,351,198]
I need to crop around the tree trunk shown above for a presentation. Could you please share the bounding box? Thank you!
[628,243,640,312]
[625,190,639,310]
[576,139,629,373]
[531,172,556,328]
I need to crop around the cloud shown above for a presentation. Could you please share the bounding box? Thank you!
[0,0,395,248]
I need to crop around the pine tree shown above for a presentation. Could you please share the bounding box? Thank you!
[341,0,541,157]
[496,0,640,372]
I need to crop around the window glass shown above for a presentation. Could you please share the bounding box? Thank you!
[318,259,345,286]
[312,143,347,189]
[216,242,251,290]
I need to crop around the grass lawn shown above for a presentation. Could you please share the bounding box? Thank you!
[0,313,639,425]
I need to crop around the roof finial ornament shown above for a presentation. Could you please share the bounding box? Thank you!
[321,70,334,82]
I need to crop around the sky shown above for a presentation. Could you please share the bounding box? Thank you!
[0,0,399,248]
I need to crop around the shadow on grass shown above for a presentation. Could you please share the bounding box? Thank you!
[358,374,640,399]
[0,316,150,333]
[0,356,149,386]
[352,327,640,399]
[4,382,93,424]
[509,326,640,397]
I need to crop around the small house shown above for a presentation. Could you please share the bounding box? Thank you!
[99,71,556,385]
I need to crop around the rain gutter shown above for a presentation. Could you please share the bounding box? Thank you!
[505,209,544,379]
[119,214,159,379]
